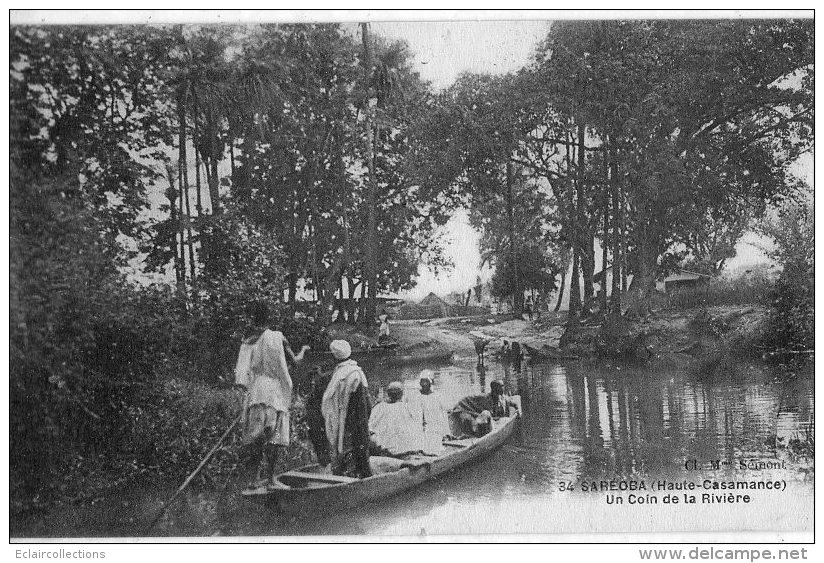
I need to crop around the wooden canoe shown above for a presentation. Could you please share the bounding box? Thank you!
[241,401,520,516]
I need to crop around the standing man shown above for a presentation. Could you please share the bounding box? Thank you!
[415,370,450,455]
[473,337,489,366]
[235,301,310,489]
[378,309,391,344]
[321,340,372,478]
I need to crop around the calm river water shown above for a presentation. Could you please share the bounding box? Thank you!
[219,349,814,538]
[18,348,811,539]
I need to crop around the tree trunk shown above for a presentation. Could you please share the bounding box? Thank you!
[203,160,212,200]
[179,95,197,288]
[347,276,359,324]
[338,275,347,323]
[624,223,658,319]
[620,194,628,294]
[562,126,582,346]
[206,108,221,214]
[165,165,183,289]
[183,172,197,287]
[569,250,581,317]
[287,270,297,305]
[176,85,188,292]
[600,145,610,316]
[358,277,368,323]
[567,130,581,319]
[554,261,567,312]
[193,99,203,217]
[610,144,621,322]
[506,160,522,314]
[578,124,594,308]
[361,22,379,330]
[208,155,220,214]
[317,131,353,326]
[582,234,595,308]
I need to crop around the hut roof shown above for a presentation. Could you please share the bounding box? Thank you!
[418,292,449,307]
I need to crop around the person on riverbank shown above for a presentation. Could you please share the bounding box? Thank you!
[500,339,511,362]
[234,301,310,489]
[378,309,391,344]
[321,340,372,478]
[414,370,451,455]
[473,337,489,366]
[450,380,519,437]
[369,382,421,456]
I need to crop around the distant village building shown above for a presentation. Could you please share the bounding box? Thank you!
[593,265,711,296]
[417,292,453,317]
[394,291,490,320]
[659,269,712,292]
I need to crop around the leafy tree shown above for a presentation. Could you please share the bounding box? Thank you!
[410,72,548,313]
[10,60,175,503]
[532,19,814,324]
[11,26,177,242]
[490,245,559,304]
[758,191,814,354]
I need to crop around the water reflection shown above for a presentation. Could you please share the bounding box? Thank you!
[361,352,814,481]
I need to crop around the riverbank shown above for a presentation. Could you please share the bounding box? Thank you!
[390,305,772,364]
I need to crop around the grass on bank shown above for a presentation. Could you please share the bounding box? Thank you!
[662,274,773,310]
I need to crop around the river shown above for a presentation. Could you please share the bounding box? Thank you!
[15,348,812,539]
[218,348,814,538]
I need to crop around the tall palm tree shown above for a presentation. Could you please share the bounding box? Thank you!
[361,25,412,326]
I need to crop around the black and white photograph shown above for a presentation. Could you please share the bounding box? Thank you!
[7,9,815,543]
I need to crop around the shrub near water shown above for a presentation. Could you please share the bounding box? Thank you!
[664,273,772,310]
[758,196,814,357]
[12,371,320,514]
[130,378,317,490]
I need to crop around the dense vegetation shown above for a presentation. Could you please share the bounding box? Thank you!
[9,20,813,513]
[416,20,813,337]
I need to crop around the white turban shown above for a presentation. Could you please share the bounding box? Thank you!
[329,339,352,361]
[419,369,434,383]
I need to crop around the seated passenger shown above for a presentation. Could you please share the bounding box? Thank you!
[369,382,422,456]
[414,370,451,455]
[450,380,519,437]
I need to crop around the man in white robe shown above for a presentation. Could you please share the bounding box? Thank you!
[235,301,309,488]
[322,340,372,477]
[413,370,451,455]
[369,382,421,456]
